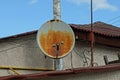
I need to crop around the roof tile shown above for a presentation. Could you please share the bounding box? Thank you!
[70,22,120,37]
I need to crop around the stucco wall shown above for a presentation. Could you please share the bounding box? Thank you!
[0,33,120,76]
[63,40,120,69]
[0,34,54,76]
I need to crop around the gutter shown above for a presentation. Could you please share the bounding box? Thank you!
[0,63,120,80]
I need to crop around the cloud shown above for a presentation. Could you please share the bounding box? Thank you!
[66,0,118,11]
[29,0,38,5]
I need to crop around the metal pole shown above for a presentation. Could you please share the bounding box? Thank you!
[90,0,94,67]
[53,0,61,20]
[53,0,63,70]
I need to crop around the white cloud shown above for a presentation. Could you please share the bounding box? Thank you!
[29,0,38,5]
[67,0,89,5]
[67,0,118,11]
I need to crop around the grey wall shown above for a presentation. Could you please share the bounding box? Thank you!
[0,33,120,76]
[63,40,120,69]
[0,34,53,76]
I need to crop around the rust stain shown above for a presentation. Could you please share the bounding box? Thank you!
[49,20,55,23]
[39,29,74,58]
[49,19,62,23]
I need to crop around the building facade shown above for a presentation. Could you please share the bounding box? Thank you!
[0,22,120,79]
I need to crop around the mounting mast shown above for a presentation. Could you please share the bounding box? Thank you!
[90,0,94,67]
[53,0,63,70]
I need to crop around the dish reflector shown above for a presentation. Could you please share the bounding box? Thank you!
[37,20,75,58]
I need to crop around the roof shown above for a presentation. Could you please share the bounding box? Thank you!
[0,63,120,80]
[0,30,38,40]
[70,21,120,37]
[0,22,120,41]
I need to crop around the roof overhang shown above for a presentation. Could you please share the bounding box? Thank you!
[0,63,120,80]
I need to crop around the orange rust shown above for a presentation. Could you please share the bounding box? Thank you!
[39,29,74,58]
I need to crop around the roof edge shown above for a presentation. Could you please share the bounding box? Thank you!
[0,63,120,80]
[0,30,38,40]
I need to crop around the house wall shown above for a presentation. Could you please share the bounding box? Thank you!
[0,34,54,76]
[63,40,120,69]
[0,34,119,76]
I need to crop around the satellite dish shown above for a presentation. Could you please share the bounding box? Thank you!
[37,20,75,58]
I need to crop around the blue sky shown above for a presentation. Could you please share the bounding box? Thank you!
[0,0,120,38]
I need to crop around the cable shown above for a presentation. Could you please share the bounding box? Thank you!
[73,48,90,67]
[106,15,120,27]
[73,47,98,67]
[110,18,120,25]
[115,23,120,27]
[107,16,120,23]
[70,52,74,69]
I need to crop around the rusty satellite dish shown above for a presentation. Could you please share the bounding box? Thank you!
[37,20,75,58]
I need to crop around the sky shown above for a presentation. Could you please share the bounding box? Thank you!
[0,0,120,38]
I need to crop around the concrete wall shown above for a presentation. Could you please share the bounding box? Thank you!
[0,34,53,76]
[63,40,120,69]
[0,33,120,76]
